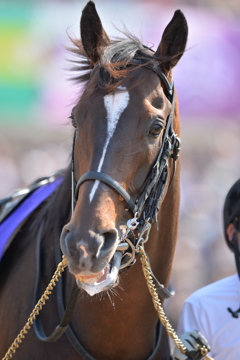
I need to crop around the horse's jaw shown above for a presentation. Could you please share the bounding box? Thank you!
[75,251,122,296]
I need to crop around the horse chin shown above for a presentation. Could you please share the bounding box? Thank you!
[75,251,122,296]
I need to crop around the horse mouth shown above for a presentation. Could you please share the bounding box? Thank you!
[74,251,122,296]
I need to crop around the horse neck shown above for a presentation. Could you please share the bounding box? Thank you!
[65,173,180,360]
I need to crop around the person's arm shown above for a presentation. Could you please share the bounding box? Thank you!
[177,301,208,339]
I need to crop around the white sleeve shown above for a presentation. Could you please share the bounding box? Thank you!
[177,300,209,342]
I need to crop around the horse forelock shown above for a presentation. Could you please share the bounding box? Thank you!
[68,33,168,94]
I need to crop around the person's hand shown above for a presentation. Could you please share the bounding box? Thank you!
[172,330,212,360]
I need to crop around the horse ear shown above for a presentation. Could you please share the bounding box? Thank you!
[155,10,188,72]
[80,1,110,64]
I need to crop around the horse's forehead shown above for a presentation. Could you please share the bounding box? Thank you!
[104,87,130,119]
[79,69,168,124]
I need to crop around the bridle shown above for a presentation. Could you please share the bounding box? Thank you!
[71,58,181,271]
[32,59,181,358]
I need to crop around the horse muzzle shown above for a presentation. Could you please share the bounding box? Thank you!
[60,224,122,296]
[75,251,122,296]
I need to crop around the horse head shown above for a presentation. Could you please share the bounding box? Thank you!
[60,1,188,297]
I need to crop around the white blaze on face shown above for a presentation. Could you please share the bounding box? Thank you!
[89,86,130,202]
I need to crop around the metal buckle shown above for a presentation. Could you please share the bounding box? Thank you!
[136,219,151,249]
[117,216,152,270]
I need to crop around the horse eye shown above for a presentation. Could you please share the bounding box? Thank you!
[148,124,162,137]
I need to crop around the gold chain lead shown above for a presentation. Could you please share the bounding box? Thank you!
[2,256,67,360]
[201,346,214,360]
[3,248,212,360]
[138,245,187,354]
[139,246,214,359]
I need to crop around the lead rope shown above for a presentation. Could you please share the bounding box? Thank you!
[138,245,186,354]
[138,245,213,360]
[2,249,212,360]
[2,256,67,360]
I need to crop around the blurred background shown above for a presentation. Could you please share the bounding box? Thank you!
[1,0,240,333]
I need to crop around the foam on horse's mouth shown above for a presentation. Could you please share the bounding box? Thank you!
[75,251,122,296]
[75,265,110,285]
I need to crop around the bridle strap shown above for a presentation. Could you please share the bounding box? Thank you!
[75,65,176,223]
[130,59,173,99]
[74,89,177,224]
[75,171,135,212]
[134,90,176,222]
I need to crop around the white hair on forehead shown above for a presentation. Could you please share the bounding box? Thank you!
[101,39,144,65]
[89,86,130,203]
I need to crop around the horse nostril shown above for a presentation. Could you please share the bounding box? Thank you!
[60,225,72,257]
[100,229,118,253]
[62,226,70,237]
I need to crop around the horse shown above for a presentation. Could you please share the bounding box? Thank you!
[0,2,188,360]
